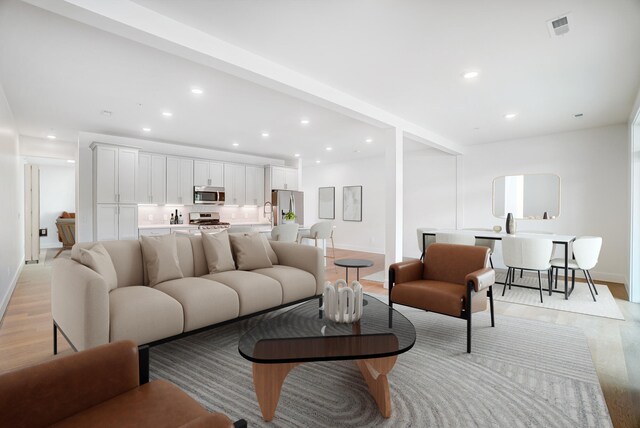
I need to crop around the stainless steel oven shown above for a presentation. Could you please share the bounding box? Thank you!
[193,186,225,205]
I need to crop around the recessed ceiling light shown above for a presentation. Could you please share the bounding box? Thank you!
[261,131,269,137]
[325,147,333,151]
[101,110,112,117]
[232,142,239,147]
[365,138,373,143]
[300,118,310,125]
[294,153,300,157]
[353,150,361,153]
[47,135,56,139]
[191,88,203,95]
[463,71,480,79]
[162,111,173,117]
[67,159,76,163]
[315,160,321,164]
[504,113,518,120]
[574,113,584,118]
[142,127,151,132]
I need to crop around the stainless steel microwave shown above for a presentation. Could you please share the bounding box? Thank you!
[193,186,225,205]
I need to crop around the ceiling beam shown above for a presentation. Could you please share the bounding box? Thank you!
[23,0,464,155]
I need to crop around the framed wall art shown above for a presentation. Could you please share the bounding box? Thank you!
[343,185,362,222]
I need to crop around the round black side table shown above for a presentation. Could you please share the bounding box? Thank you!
[334,258,374,283]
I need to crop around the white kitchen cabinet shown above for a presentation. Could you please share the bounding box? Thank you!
[137,153,166,204]
[267,166,298,191]
[95,204,138,241]
[245,165,265,206]
[194,160,224,187]
[224,163,246,206]
[94,145,138,204]
[166,157,194,205]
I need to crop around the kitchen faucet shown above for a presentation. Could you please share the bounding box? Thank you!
[263,201,273,226]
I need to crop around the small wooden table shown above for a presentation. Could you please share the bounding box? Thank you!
[334,258,374,282]
[238,296,416,422]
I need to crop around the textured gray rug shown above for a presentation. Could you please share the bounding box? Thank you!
[150,300,612,427]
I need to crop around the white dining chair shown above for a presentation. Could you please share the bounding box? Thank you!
[435,232,476,246]
[298,221,335,259]
[550,236,602,301]
[416,227,436,260]
[501,236,553,303]
[271,223,300,242]
[463,228,496,268]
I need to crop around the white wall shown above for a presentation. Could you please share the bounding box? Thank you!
[0,83,23,320]
[19,136,76,160]
[461,124,629,283]
[77,132,286,243]
[38,164,75,248]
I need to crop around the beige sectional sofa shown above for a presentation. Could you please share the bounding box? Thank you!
[52,234,324,352]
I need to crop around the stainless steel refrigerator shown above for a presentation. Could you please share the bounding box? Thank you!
[272,190,304,226]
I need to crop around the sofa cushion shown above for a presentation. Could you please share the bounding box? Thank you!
[140,234,184,286]
[252,265,316,304]
[201,271,282,316]
[188,235,209,277]
[50,380,211,428]
[202,230,236,273]
[259,234,278,265]
[155,278,240,332]
[71,243,118,291]
[75,240,144,287]
[228,233,272,271]
[109,286,184,345]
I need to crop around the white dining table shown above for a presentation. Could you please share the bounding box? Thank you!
[422,229,577,300]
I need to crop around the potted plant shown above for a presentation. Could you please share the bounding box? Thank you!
[283,211,296,224]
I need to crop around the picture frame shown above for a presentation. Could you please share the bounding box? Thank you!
[343,185,362,222]
[318,187,335,219]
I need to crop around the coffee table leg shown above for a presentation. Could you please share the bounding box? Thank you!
[252,362,298,421]
[356,355,398,418]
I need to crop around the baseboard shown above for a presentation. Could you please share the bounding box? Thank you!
[334,243,384,254]
[0,258,25,325]
[41,243,62,250]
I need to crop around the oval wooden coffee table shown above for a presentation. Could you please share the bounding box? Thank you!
[238,295,416,421]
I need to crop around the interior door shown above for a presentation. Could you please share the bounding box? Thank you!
[24,164,40,262]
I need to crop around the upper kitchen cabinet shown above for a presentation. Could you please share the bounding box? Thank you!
[224,163,246,206]
[137,153,166,205]
[166,157,194,205]
[93,144,138,204]
[245,165,265,206]
[267,166,298,191]
[194,160,224,187]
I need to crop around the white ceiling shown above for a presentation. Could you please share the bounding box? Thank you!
[133,0,640,144]
[1,0,639,167]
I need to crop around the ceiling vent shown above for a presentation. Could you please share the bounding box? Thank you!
[547,13,572,37]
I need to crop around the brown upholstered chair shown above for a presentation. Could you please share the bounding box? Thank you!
[55,212,76,258]
[0,340,246,428]
[389,243,496,353]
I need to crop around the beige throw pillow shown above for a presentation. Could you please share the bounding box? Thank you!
[259,233,279,265]
[201,230,236,274]
[140,234,184,286]
[229,233,273,271]
[71,243,118,291]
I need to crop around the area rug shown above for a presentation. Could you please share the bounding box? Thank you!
[494,270,624,320]
[150,300,612,428]
[362,270,385,282]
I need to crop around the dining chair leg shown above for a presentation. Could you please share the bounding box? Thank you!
[554,267,558,289]
[547,268,552,296]
[583,270,597,302]
[502,267,510,296]
[570,270,576,295]
[537,271,543,303]
[489,255,494,269]
[586,270,599,295]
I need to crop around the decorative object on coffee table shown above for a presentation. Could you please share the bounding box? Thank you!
[323,280,364,323]
[334,258,373,282]
[238,295,416,421]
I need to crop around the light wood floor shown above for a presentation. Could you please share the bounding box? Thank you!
[1,248,639,427]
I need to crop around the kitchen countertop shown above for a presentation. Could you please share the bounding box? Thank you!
[138,224,199,229]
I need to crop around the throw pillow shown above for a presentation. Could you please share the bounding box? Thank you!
[71,243,118,291]
[259,233,279,265]
[229,232,273,271]
[201,230,236,274]
[140,234,184,286]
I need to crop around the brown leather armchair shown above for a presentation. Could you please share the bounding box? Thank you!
[0,340,246,428]
[389,243,496,353]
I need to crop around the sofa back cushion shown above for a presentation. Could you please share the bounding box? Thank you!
[140,234,184,286]
[229,232,273,271]
[71,243,118,291]
[188,235,210,277]
[74,240,144,287]
[423,243,489,285]
[202,230,237,273]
